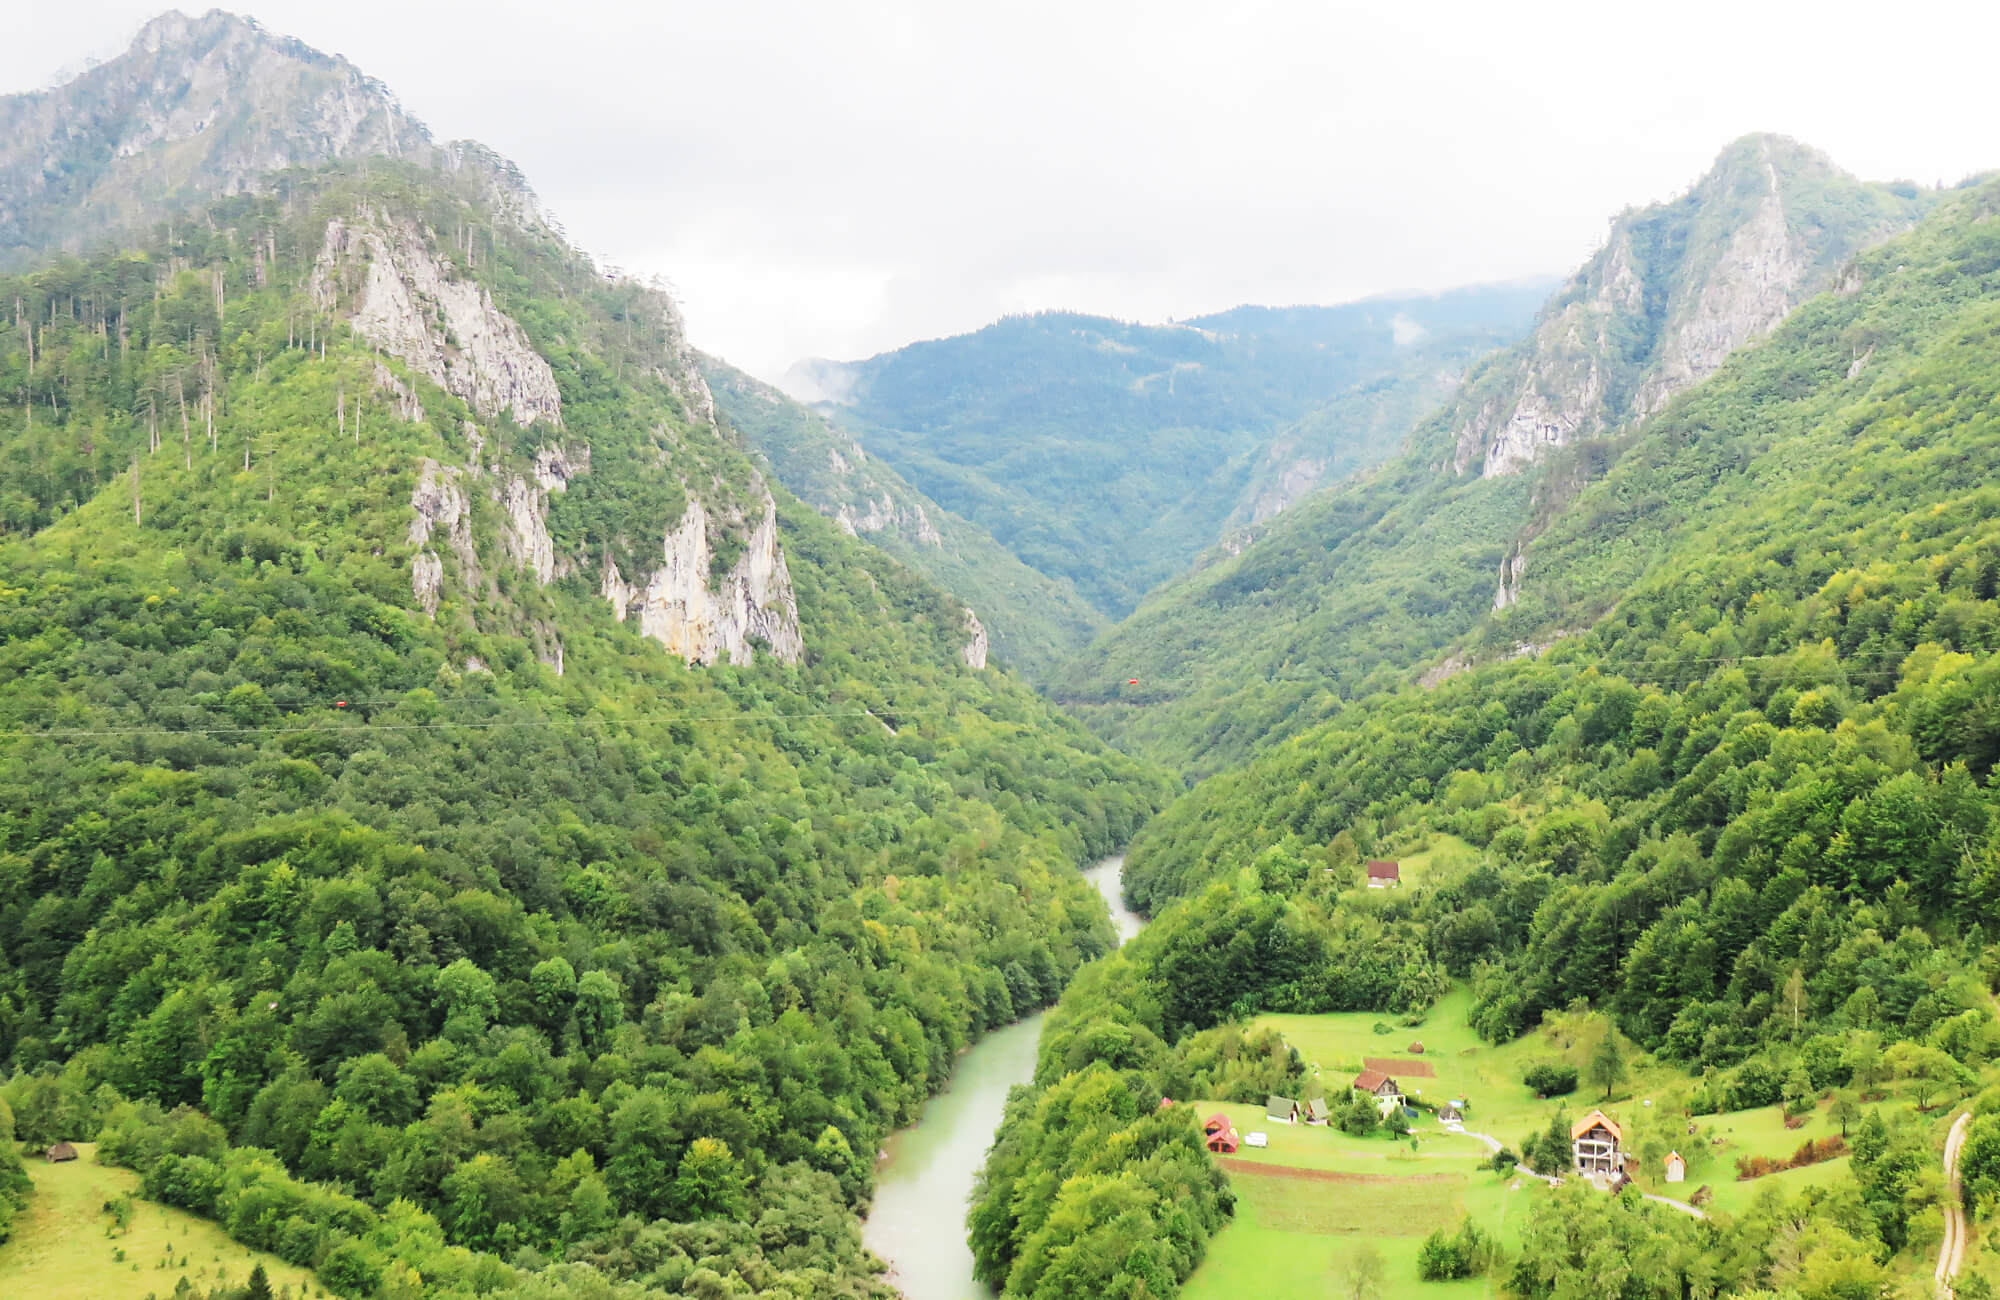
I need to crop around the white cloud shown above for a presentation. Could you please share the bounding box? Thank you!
[11,0,2000,381]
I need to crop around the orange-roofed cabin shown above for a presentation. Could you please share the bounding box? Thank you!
[1570,1109,1623,1177]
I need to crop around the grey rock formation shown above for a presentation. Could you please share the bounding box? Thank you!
[497,474,558,585]
[1446,135,1929,480]
[1493,548,1527,612]
[407,459,478,616]
[312,212,564,428]
[961,609,990,670]
[601,493,804,666]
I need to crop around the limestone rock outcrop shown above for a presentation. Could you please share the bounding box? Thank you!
[1447,135,1926,480]
[311,211,563,428]
[961,609,990,670]
[408,459,478,616]
[601,494,804,666]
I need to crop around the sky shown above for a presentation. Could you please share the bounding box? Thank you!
[11,1,2000,383]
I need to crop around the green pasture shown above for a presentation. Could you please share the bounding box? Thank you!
[0,1144,322,1300]
[1181,1128,1541,1299]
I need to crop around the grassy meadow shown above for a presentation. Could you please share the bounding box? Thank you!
[1180,977,1979,1295]
[0,1144,323,1300]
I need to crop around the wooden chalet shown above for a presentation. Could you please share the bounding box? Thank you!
[1365,859,1401,888]
[1570,1109,1622,1177]
[1202,1112,1239,1154]
[1302,1096,1329,1125]
[1266,1095,1300,1124]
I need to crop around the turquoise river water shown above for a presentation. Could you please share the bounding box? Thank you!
[861,855,1144,1299]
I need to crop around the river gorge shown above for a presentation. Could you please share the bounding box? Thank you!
[862,854,1145,1299]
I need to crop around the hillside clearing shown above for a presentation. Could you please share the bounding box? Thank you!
[0,1144,321,1300]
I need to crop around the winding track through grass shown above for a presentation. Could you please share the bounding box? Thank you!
[1939,1111,1971,1299]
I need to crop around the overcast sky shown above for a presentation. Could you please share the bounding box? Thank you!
[11,2,2000,381]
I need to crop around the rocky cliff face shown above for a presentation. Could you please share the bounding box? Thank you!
[1454,232,1638,477]
[306,206,800,669]
[407,459,478,617]
[961,609,990,670]
[406,426,803,667]
[601,493,804,666]
[311,211,565,428]
[1447,135,1929,480]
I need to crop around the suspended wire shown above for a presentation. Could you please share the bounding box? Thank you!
[0,644,1976,744]
[2,704,957,742]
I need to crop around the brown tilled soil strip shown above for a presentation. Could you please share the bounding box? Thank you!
[1216,1158,1455,1185]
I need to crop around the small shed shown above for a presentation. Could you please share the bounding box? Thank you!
[1302,1097,1329,1125]
[1158,1097,1174,1110]
[1664,1151,1686,1183]
[1266,1095,1300,1125]
[1365,860,1402,888]
[45,1141,78,1163]
[1437,1102,1463,1123]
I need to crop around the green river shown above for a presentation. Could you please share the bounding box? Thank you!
[862,855,1144,1299]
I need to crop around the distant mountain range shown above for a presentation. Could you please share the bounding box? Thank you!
[779,286,1549,622]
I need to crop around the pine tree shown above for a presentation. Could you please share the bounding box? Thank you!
[1587,1023,1627,1101]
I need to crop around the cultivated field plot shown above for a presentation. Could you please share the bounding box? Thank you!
[1181,1148,1536,1299]
[1225,1161,1464,1235]
[0,1144,321,1300]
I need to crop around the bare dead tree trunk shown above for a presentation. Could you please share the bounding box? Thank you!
[130,457,141,527]
[172,374,190,457]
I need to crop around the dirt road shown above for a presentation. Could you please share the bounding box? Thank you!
[1939,1111,1972,1299]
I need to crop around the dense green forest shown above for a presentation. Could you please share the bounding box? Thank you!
[798,288,1544,617]
[0,163,1167,1298]
[1057,137,1944,777]
[14,14,2000,1300]
[700,358,1106,682]
[968,172,2000,1297]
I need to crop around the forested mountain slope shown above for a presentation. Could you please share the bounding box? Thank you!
[975,169,2000,1300]
[1059,136,1942,775]
[790,286,1545,616]
[701,358,1105,682]
[0,135,1166,1300]
[1128,166,2000,953]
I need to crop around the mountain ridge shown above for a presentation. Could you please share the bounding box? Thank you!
[788,286,1547,618]
[1057,135,1949,774]
[0,9,552,269]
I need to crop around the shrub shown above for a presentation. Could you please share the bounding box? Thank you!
[1418,1216,1498,1280]
[1523,1063,1578,1097]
